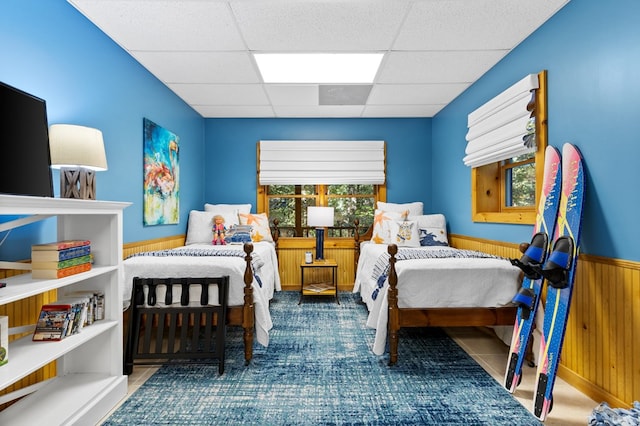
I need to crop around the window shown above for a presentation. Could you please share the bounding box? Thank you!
[256,140,386,236]
[503,153,535,207]
[263,184,380,237]
[471,70,547,224]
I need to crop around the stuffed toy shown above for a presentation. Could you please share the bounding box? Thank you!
[212,214,227,245]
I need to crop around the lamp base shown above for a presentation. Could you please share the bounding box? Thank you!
[315,227,325,260]
[60,167,96,200]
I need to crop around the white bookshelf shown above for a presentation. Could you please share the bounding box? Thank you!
[0,194,130,425]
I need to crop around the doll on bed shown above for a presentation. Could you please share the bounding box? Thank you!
[212,214,227,245]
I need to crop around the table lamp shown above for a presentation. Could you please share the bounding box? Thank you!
[307,206,334,261]
[49,124,108,200]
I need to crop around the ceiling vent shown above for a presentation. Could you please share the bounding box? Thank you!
[319,85,373,105]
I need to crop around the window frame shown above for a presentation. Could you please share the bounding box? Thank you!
[257,183,386,238]
[471,70,547,225]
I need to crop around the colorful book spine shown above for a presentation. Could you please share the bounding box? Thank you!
[31,240,91,251]
[31,262,92,280]
[30,254,92,270]
[31,245,91,262]
[32,304,73,341]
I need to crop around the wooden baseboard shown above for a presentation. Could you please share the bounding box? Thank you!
[557,364,625,407]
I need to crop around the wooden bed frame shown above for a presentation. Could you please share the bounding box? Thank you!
[124,242,257,372]
[354,222,518,365]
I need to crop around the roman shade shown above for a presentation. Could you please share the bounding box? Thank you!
[463,74,539,168]
[258,140,385,185]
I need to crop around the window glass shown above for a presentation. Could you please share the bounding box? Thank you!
[266,184,376,237]
[503,153,535,208]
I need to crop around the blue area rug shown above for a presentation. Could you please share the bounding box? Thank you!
[104,292,541,425]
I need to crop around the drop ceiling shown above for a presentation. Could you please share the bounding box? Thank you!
[68,0,569,118]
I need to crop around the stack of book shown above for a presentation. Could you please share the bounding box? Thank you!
[31,240,91,279]
[32,292,104,342]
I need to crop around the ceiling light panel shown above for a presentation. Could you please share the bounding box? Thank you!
[255,53,384,84]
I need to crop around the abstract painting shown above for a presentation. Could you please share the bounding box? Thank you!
[143,118,179,225]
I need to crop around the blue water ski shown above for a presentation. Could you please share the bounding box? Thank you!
[532,143,586,421]
[504,146,562,393]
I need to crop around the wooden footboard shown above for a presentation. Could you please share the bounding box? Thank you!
[386,244,517,365]
[216,243,255,364]
[124,242,256,372]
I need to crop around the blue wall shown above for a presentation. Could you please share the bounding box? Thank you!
[432,0,640,262]
[1,0,206,260]
[204,118,432,210]
[2,0,639,263]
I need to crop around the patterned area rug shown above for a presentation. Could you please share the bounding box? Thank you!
[104,292,541,425]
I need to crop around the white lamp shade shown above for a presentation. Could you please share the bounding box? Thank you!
[307,206,334,227]
[49,124,108,171]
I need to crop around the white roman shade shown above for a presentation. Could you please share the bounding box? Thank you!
[258,140,385,185]
[463,74,539,168]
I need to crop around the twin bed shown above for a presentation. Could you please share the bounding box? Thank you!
[353,203,521,364]
[122,205,281,372]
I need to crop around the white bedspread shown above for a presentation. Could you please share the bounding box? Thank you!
[122,242,281,347]
[354,243,521,355]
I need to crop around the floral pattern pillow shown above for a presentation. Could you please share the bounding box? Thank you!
[239,212,274,243]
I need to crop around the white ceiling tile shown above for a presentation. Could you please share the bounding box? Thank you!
[193,105,276,118]
[230,0,411,51]
[273,105,365,118]
[378,51,509,84]
[394,0,569,51]
[363,105,446,117]
[368,84,470,105]
[69,0,246,51]
[264,85,318,106]
[131,52,261,84]
[168,84,269,105]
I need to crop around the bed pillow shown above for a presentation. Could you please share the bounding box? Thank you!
[239,212,274,243]
[185,210,241,245]
[412,214,449,246]
[205,203,252,216]
[394,220,420,247]
[224,224,253,244]
[376,201,423,218]
[370,210,404,244]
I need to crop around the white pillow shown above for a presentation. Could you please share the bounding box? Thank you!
[411,214,448,246]
[185,210,239,245]
[376,201,423,218]
[204,203,251,215]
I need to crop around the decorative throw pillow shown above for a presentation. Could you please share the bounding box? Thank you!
[376,201,423,218]
[224,225,253,244]
[394,220,420,247]
[412,214,449,246]
[239,212,274,243]
[185,210,241,245]
[370,210,404,244]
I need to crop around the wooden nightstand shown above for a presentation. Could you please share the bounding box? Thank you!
[299,259,339,304]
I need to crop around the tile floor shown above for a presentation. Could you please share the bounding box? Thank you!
[447,326,598,425]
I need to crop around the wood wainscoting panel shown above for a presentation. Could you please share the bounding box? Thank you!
[276,237,355,291]
[0,270,57,409]
[450,233,640,407]
[123,234,186,258]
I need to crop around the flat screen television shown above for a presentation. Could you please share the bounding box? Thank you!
[0,81,54,197]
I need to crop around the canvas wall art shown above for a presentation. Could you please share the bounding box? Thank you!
[143,118,179,225]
